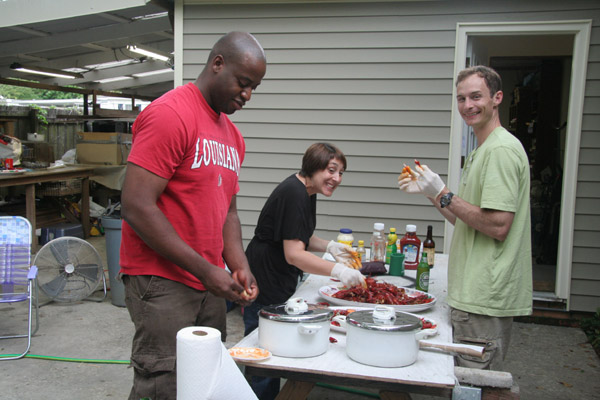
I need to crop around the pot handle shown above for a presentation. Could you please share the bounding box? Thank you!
[331,315,347,330]
[419,340,485,358]
[373,305,396,320]
[285,297,308,314]
[415,329,435,340]
[298,324,323,335]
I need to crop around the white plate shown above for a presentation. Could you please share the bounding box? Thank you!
[328,307,438,337]
[228,347,271,362]
[319,283,436,313]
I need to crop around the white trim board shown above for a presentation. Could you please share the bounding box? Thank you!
[449,20,592,307]
[0,0,150,27]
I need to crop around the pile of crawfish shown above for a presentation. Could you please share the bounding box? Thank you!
[332,277,433,306]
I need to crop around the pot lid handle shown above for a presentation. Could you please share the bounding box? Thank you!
[285,297,308,315]
[372,305,396,321]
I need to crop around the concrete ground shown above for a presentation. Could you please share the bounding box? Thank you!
[0,236,599,399]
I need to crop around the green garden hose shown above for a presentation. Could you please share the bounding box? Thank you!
[1,354,381,398]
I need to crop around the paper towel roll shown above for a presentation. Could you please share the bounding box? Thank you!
[177,326,257,400]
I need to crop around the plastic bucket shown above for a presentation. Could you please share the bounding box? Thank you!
[101,216,125,307]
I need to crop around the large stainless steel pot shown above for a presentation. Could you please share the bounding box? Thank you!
[258,297,333,358]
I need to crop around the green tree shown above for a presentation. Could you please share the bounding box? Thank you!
[0,83,82,100]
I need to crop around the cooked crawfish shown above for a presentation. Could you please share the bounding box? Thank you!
[344,249,362,270]
[332,278,433,305]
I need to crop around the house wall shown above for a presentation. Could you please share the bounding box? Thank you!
[181,0,600,312]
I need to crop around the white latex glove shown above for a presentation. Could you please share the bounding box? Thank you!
[416,165,446,199]
[398,165,445,199]
[398,167,421,194]
[331,263,366,288]
[326,240,353,263]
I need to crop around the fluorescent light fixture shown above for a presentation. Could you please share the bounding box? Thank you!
[93,76,133,84]
[10,62,84,79]
[85,59,138,70]
[127,45,170,62]
[132,68,173,78]
[132,11,169,21]
[63,67,88,73]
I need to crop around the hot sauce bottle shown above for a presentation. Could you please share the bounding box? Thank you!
[423,225,435,268]
[399,224,421,270]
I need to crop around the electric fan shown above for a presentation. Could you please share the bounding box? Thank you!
[34,237,106,302]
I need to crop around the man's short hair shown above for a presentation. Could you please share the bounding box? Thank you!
[456,65,502,96]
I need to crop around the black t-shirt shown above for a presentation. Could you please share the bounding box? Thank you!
[246,174,317,305]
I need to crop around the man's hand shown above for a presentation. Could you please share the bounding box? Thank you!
[398,166,422,194]
[231,269,259,306]
[200,267,248,303]
[398,164,445,199]
[416,165,446,199]
[326,240,354,263]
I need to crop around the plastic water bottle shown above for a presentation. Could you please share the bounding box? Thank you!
[369,222,386,262]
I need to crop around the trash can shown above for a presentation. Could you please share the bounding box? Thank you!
[101,215,125,307]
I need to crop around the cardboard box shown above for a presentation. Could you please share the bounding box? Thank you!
[76,132,132,143]
[76,132,132,165]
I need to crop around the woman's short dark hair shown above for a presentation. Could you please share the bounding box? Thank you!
[456,65,502,97]
[299,142,347,178]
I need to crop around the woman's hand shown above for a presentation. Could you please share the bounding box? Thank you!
[331,263,366,288]
[326,240,354,263]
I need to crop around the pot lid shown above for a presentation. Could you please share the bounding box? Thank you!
[259,297,332,323]
[347,306,422,332]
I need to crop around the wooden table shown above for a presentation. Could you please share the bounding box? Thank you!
[0,166,96,246]
[234,255,455,399]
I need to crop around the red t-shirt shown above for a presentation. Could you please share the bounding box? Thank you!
[119,83,245,290]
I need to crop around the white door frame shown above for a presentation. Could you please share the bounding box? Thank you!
[448,20,592,304]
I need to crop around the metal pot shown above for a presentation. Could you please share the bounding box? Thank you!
[346,306,426,367]
[258,297,333,358]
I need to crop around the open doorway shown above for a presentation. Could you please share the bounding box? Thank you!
[467,33,574,295]
[450,21,592,307]
[491,55,571,292]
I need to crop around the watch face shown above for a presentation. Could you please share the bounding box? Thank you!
[441,193,453,208]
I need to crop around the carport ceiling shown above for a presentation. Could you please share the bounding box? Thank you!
[0,0,174,100]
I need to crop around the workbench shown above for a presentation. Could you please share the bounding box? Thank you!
[0,165,95,246]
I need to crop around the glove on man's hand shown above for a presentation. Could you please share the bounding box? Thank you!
[398,167,421,194]
[398,164,445,199]
[415,165,445,199]
[326,240,353,263]
[331,263,366,288]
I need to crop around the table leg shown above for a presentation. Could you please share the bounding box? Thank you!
[380,390,413,400]
[276,380,315,400]
[25,184,37,247]
[81,177,90,238]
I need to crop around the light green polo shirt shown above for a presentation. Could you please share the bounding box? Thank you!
[447,127,532,317]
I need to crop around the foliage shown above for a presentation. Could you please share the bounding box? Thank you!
[0,83,82,100]
[580,308,600,351]
[29,104,49,125]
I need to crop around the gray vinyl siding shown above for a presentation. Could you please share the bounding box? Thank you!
[182,0,600,312]
[573,17,600,312]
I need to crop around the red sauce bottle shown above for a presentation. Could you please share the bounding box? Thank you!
[400,224,421,270]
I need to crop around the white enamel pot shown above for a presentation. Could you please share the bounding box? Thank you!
[345,306,428,367]
[258,297,333,358]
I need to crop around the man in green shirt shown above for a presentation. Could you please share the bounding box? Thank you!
[399,66,532,370]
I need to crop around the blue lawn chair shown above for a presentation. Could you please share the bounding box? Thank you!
[0,216,39,360]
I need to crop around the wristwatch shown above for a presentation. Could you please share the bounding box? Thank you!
[440,192,454,208]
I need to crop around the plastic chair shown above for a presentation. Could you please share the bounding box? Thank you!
[0,216,39,360]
